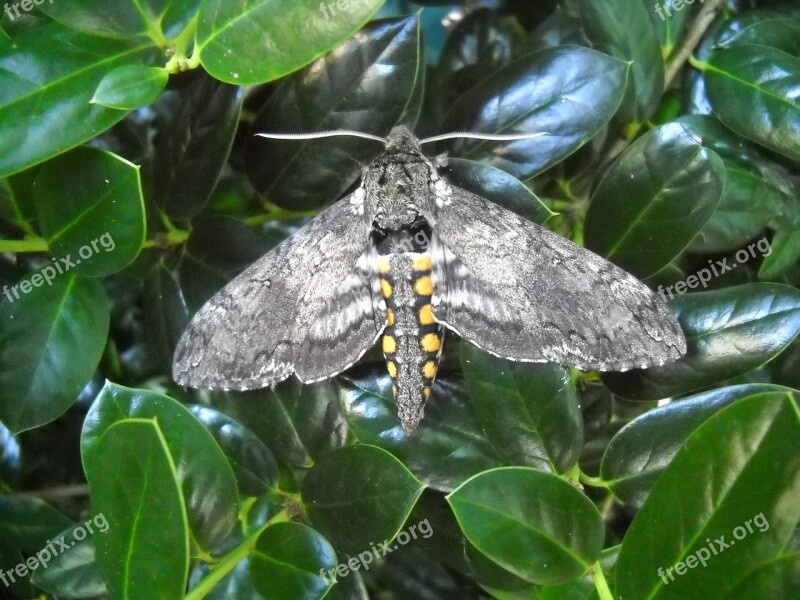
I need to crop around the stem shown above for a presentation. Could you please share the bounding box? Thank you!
[664,0,725,88]
[184,509,290,600]
[0,238,49,253]
[579,471,609,489]
[165,13,199,73]
[592,563,614,600]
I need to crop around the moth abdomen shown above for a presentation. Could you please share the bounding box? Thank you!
[377,230,444,434]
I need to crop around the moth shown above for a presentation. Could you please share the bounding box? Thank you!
[173,126,686,434]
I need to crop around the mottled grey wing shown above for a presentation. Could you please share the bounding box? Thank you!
[431,185,686,371]
[173,196,384,390]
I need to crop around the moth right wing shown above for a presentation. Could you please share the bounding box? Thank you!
[172,195,384,390]
[431,185,686,371]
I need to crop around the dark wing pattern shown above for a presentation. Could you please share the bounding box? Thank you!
[431,185,686,371]
[173,196,384,389]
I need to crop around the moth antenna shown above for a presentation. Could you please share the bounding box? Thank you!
[255,130,389,144]
[419,131,549,144]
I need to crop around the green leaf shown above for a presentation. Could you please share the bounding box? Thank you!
[441,46,628,180]
[301,444,425,554]
[0,498,74,597]
[38,0,198,39]
[220,379,346,470]
[85,419,189,600]
[0,275,109,433]
[719,18,800,59]
[461,343,583,474]
[250,522,337,600]
[584,122,725,278]
[32,146,146,277]
[603,283,800,400]
[245,16,423,210]
[447,467,605,585]
[31,526,107,599]
[142,262,191,372]
[572,0,664,123]
[443,159,555,225]
[0,423,20,484]
[644,0,694,58]
[759,228,800,280]
[723,554,800,599]
[0,23,157,177]
[600,383,796,507]
[703,45,800,162]
[339,368,504,492]
[196,0,384,84]
[152,73,243,220]
[188,405,278,497]
[90,65,168,110]
[616,392,800,600]
[81,382,238,550]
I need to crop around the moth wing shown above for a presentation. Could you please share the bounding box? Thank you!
[431,185,686,370]
[173,195,384,389]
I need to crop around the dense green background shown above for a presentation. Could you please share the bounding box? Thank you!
[0,0,799,598]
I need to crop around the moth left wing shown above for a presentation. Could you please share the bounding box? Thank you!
[431,184,686,371]
[173,195,384,390]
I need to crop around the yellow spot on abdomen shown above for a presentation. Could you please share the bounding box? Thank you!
[387,361,397,378]
[419,304,436,325]
[386,308,395,327]
[422,360,437,379]
[413,255,432,271]
[380,279,392,298]
[423,386,431,399]
[421,333,441,353]
[383,335,396,354]
[415,276,433,296]
[377,258,390,274]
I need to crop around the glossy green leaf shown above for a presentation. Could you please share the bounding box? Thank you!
[573,0,664,122]
[0,497,74,596]
[617,392,800,600]
[220,379,346,470]
[90,65,168,110]
[245,16,423,210]
[443,159,555,225]
[461,343,583,474]
[760,228,800,280]
[0,24,157,177]
[203,558,260,599]
[0,275,109,433]
[142,261,191,372]
[339,368,504,492]
[603,283,800,400]
[301,444,425,554]
[644,0,694,58]
[86,419,189,600]
[448,468,605,585]
[703,45,800,162]
[585,122,724,278]
[188,405,278,497]
[196,0,384,84]
[32,146,146,277]
[250,522,337,600]
[30,526,107,599]
[719,17,800,57]
[152,73,243,220]
[0,423,20,485]
[723,554,800,599]
[82,382,238,550]
[600,383,795,506]
[441,46,628,181]
[38,0,198,39]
